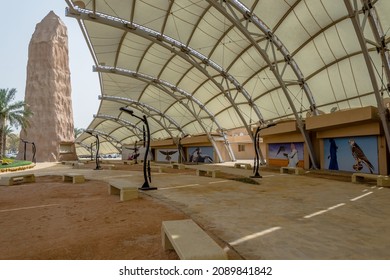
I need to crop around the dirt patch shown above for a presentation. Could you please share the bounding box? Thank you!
[0,176,187,260]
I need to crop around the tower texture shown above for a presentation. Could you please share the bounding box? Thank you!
[18,11,77,162]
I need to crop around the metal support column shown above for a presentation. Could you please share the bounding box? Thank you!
[344,0,390,153]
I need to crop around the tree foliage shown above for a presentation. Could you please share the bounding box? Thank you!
[0,88,32,158]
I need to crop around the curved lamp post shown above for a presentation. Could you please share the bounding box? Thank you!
[120,107,157,191]
[21,139,36,163]
[31,142,36,163]
[133,140,139,164]
[251,123,276,178]
[21,139,28,161]
[86,131,102,170]
[90,142,95,161]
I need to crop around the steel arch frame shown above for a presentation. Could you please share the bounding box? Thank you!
[99,95,228,162]
[95,65,235,162]
[93,113,144,142]
[344,0,390,153]
[98,95,185,138]
[83,129,123,153]
[66,5,268,162]
[208,0,319,168]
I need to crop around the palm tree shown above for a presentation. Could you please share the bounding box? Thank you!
[0,88,32,158]
[5,127,19,156]
[2,125,15,156]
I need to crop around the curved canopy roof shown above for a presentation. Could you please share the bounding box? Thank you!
[65,0,390,160]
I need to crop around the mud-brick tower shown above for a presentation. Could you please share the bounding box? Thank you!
[18,11,77,162]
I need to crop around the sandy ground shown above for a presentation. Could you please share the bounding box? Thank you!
[1,161,389,260]
[0,172,187,260]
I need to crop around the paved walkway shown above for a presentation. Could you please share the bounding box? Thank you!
[7,161,390,259]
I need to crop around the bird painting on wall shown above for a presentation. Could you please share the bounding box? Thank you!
[159,150,178,161]
[124,147,139,161]
[275,146,285,156]
[348,139,374,173]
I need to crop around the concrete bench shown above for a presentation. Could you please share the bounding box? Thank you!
[280,166,305,175]
[0,173,36,186]
[234,162,252,170]
[108,180,138,201]
[196,169,221,178]
[102,164,116,170]
[150,166,164,173]
[72,162,84,169]
[172,163,185,170]
[162,219,227,260]
[62,173,85,184]
[62,161,78,165]
[123,160,134,165]
[352,173,390,187]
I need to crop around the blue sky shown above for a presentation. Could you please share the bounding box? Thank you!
[0,0,100,130]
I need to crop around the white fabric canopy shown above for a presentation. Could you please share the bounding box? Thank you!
[65,0,390,158]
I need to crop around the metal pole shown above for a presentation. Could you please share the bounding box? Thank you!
[134,141,138,164]
[344,0,390,154]
[22,140,27,160]
[250,123,276,178]
[31,142,36,163]
[95,135,102,170]
[140,115,156,190]
[120,107,157,190]
[250,127,262,178]
[90,143,93,161]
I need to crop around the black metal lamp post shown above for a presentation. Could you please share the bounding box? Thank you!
[86,131,101,170]
[20,139,36,163]
[90,142,94,161]
[251,123,276,178]
[21,139,28,160]
[31,142,36,163]
[134,140,138,164]
[120,107,157,191]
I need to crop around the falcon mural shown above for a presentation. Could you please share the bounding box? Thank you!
[348,139,374,173]
[159,150,178,161]
[275,145,285,156]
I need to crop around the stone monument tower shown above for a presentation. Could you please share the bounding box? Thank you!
[18,11,77,162]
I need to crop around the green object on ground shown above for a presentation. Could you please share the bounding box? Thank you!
[0,159,32,169]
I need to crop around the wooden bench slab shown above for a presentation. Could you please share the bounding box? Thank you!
[0,173,36,186]
[62,173,85,184]
[280,166,305,175]
[108,180,138,201]
[162,219,227,260]
[196,169,221,178]
[234,163,252,170]
[352,173,390,187]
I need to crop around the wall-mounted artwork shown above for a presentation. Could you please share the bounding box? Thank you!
[268,142,304,167]
[122,145,140,160]
[323,136,378,174]
[123,145,150,161]
[187,146,214,163]
[156,149,179,162]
